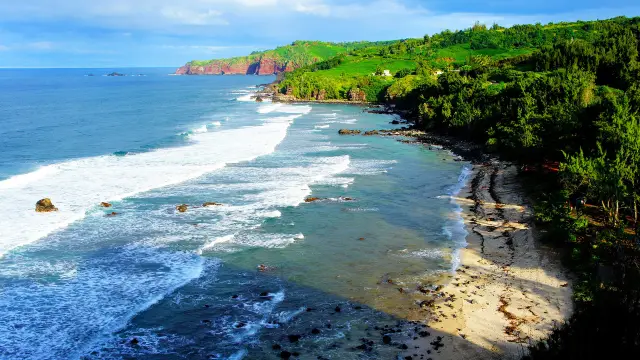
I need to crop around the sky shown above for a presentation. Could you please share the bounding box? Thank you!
[0,0,639,68]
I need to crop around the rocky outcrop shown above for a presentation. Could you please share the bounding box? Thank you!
[175,56,294,76]
[338,129,361,135]
[348,88,366,102]
[311,89,326,100]
[176,204,189,213]
[36,198,58,212]
[100,202,112,208]
[202,202,223,207]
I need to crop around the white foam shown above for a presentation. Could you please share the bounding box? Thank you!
[444,164,473,272]
[258,103,312,115]
[314,124,330,129]
[236,94,254,102]
[210,121,222,127]
[0,121,296,257]
[346,159,397,176]
[197,234,235,255]
[193,124,208,134]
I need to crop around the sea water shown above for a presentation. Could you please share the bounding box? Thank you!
[0,68,470,359]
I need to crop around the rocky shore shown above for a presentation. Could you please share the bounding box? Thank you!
[334,123,574,358]
[397,160,573,359]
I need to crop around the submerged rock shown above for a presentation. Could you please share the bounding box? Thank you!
[363,130,379,136]
[202,202,223,207]
[287,334,301,343]
[255,96,264,102]
[176,204,189,213]
[106,212,118,217]
[338,129,361,135]
[35,198,58,212]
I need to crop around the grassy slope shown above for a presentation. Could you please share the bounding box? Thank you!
[278,19,610,101]
[187,40,397,68]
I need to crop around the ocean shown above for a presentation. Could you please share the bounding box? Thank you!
[0,68,470,359]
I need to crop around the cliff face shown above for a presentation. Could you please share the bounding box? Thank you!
[175,56,294,75]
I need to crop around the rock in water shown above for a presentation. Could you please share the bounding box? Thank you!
[35,198,58,212]
[176,204,189,213]
[304,197,321,203]
[100,202,112,208]
[202,202,223,207]
[338,129,361,135]
[255,96,264,102]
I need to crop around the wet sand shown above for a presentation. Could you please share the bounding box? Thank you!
[404,160,573,359]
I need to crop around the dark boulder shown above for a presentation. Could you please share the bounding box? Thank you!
[176,204,188,213]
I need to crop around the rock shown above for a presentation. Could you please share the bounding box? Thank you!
[176,204,188,213]
[338,129,361,135]
[359,237,365,241]
[202,202,223,207]
[129,338,139,346]
[287,334,301,343]
[232,295,239,299]
[234,322,246,328]
[107,72,125,77]
[304,197,321,203]
[347,88,366,102]
[335,306,341,313]
[106,212,118,217]
[257,264,276,272]
[100,202,112,208]
[316,89,326,101]
[280,351,292,359]
[272,344,282,350]
[363,130,379,136]
[311,328,321,335]
[419,300,435,309]
[391,120,400,125]
[255,96,264,102]
[35,198,58,212]
[382,335,391,344]
[259,291,270,297]
[341,197,354,201]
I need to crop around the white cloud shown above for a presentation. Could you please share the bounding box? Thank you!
[295,2,331,16]
[27,41,55,50]
[160,8,228,25]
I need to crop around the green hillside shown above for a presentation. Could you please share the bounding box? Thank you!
[279,15,640,360]
[278,19,621,101]
[187,40,398,68]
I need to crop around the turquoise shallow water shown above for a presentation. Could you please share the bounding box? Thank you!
[0,69,469,359]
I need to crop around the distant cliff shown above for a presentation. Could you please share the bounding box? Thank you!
[175,40,397,75]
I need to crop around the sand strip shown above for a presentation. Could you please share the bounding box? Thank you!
[403,160,573,360]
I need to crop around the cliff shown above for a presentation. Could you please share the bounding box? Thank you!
[175,56,293,75]
[175,40,397,75]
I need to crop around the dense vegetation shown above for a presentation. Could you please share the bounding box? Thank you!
[187,40,397,68]
[278,16,640,358]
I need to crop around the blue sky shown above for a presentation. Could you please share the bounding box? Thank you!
[0,0,638,68]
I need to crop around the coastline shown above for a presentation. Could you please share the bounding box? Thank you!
[403,160,573,359]
[268,87,575,358]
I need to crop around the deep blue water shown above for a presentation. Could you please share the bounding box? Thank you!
[0,68,469,359]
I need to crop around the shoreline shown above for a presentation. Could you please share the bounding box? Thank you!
[401,159,573,359]
[266,87,575,358]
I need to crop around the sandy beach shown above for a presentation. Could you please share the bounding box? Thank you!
[402,159,574,359]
